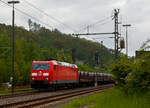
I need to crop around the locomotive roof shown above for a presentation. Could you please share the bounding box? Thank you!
[32,61,51,63]
[32,60,78,68]
[55,61,78,68]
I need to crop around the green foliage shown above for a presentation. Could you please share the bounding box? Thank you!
[62,88,150,108]
[110,55,150,94]
[0,23,114,86]
[0,30,11,87]
[110,56,132,87]
[77,64,98,72]
[126,59,150,94]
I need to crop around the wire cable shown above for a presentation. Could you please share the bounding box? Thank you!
[22,0,78,32]
[23,0,113,33]
[89,15,113,27]
[0,0,53,30]
[76,15,113,33]
[0,0,114,34]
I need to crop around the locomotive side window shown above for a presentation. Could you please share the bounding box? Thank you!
[32,63,50,70]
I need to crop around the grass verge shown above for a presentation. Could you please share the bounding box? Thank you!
[62,87,150,108]
[0,88,32,95]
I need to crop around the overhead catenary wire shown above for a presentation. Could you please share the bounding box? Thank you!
[92,19,114,31]
[0,0,53,30]
[22,0,78,33]
[76,15,113,33]
[89,15,113,27]
[1,0,114,34]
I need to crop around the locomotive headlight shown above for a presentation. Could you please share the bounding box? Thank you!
[43,73,49,76]
[32,73,37,76]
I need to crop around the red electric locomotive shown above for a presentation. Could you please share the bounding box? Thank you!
[31,60,78,88]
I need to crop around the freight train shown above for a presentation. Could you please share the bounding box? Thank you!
[31,60,113,89]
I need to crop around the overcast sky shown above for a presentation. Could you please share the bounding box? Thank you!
[0,0,150,56]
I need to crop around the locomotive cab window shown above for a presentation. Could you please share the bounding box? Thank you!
[32,63,50,70]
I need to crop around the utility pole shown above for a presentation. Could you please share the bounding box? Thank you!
[114,9,120,61]
[72,9,120,61]
[87,25,90,33]
[8,0,20,94]
[123,24,131,56]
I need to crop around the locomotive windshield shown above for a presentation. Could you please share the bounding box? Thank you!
[32,63,50,70]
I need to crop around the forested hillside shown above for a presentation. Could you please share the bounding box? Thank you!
[0,23,114,86]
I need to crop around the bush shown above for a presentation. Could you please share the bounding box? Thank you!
[110,56,132,88]
[126,59,150,94]
[110,55,150,94]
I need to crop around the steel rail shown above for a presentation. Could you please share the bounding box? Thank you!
[0,84,114,108]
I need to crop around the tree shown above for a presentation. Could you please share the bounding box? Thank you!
[28,19,41,33]
[72,48,76,63]
[140,39,150,50]
[0,23,114,86]
[110,56,132,87]
[28,19,32,31]
[0,31,11,85]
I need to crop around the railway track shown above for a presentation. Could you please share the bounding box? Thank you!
[0,87,79,99]
[0,89,40,99]
[0,84,114,108]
